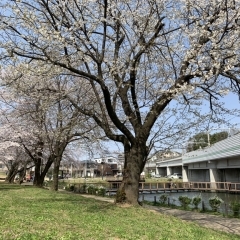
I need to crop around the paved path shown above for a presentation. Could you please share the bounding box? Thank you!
[79,194,240,236]
[143,205,240,236]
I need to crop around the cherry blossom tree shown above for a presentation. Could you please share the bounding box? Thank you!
[0,0,240,204]
[0,102,36,183]
[0,73,98,190]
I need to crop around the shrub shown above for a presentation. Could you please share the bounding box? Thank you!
[208,195,223,212]
[97,186,106,197]
[86,184,97,194]
[159,194,168,205]
[79,184,87,193]
[229,201,240,217]
[192,195,202,209]
[64,185,74,191]
[178,196,192,209]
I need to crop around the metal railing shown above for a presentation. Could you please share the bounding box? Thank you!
[67,181,240,193]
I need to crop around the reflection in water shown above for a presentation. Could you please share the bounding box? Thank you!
[139,191,240,212]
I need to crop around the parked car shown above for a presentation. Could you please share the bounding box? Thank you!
[168,173,182,179]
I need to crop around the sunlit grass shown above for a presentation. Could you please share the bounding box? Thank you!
[0,183,238,240]
[60,176,181,184]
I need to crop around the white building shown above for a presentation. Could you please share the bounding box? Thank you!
[94,156,118,164]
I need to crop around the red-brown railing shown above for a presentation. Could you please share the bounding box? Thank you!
[68,181,240,193]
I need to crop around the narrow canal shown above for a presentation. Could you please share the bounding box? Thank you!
[139,191,240,213]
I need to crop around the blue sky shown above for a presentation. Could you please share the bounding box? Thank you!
[81,92,240,160]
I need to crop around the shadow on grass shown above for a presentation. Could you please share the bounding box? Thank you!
[22,191,115,213]
[0,183,115,213]
[0,183,25,191]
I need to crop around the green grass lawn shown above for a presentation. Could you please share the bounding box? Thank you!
[0,183,238,240]
[60,177,181,186]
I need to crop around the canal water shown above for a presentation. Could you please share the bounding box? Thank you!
[139,191,240,213]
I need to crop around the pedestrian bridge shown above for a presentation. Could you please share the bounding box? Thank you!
[69,181,240,194]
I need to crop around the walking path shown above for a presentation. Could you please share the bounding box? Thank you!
[79,194,240,236]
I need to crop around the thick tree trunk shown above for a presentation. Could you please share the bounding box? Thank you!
[33,157,53,187]
[5,170,17,183]
[5,162,19,183]
[33,157,44,187]
[115,144,146,205]
[50,142,67,191]
[51,159,60,191]
[18,167,26,184]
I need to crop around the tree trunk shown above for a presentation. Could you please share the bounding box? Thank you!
[18,167,26,184]
[50,142,67,191]
[51,159,60,191]
[115,144,146,205]
[41,157,53,179]
[33,157,44,187]
[5,162,19,183]
[33,157,53,187]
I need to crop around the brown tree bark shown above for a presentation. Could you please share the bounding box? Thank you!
[115,143,147,205]
[5,161,19,183]
[51,159,61,191]
[50,142,67,191]
[33,156,54,187]
[18,167,26,184]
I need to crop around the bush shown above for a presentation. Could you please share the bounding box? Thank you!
[192,195,202,209]
[229,201,240,217]
[97,186,106,197]
[159,194,168,205]
[178,196,192,209]
[208,195,223,212]
[86,184,97,194]
[64,185,74,191]
[79,184,87,193]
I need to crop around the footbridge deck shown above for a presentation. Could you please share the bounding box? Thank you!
[69,181,240,194]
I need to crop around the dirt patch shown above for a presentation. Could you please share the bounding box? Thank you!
[116,203,132,208]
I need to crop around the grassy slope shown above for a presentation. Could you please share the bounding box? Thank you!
[0,183,238,240]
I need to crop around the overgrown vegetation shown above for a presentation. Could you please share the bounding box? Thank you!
[192,195,202,209]
[229,201,240,217]
[159,194,168,205]
[1,183,239,240]
[178,196,192,210]
[147,193,240,219]
[209,195,224,212]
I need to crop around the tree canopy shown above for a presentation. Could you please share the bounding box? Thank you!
[186,131,229,152]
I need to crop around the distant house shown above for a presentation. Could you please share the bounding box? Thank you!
[76,160,98,178]
[117,154,125,165]
[94,156,118,164]
[149,150,181,162]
